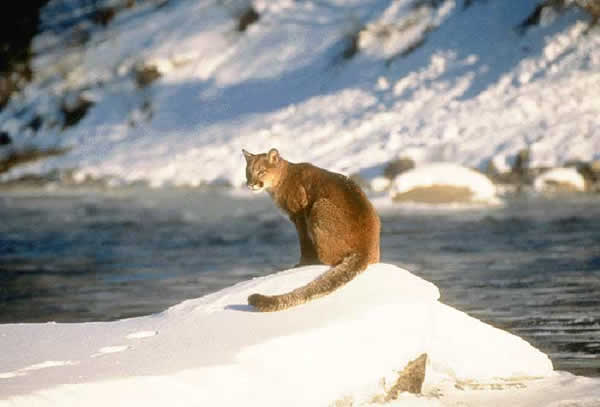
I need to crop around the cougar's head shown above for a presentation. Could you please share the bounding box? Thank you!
[242,148,283,193]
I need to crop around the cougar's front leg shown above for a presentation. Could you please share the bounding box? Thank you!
[291,213,320,266]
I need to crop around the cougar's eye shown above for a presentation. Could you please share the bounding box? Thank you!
[257,170,266,177]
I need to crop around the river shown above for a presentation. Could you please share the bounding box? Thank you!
[0,185,598,376]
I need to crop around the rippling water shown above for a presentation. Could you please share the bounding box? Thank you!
[0,186,598,376]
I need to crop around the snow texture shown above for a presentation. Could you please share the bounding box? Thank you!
[1,263,599,406]
[0,0,599,188]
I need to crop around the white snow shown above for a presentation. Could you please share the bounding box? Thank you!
[371,175,392,192]
[125,330,158,339]
[389,162,498,203]
[534,167,587,192]
[90,345,131,357]
[0,0,599,188]
[1,263,599,406]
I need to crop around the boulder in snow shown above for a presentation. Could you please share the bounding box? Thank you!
[134,63,163,87]
[384,157,416,180]
[383,353,428,400]
[534,167,586,193]
[61,93,95,128]
[92,7,117,27]
[566,160,600,193]
[370,176,392,192]
[237,6,259,32]
[390,163,498,204]
[0,131,11,146]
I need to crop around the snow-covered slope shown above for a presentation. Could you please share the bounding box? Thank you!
[2,263,598,406]
[0,0,599,187]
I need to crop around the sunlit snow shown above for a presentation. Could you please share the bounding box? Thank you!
[0,0,598,188]
[3,263,598,406]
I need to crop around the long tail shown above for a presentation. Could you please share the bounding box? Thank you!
[248,253,369,312]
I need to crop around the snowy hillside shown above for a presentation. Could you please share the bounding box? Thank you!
[2,263,599,406]
[0,0,599,188]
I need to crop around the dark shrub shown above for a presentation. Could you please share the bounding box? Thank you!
[238,7,259,32]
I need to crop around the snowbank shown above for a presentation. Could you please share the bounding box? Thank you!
[389,163,498,204]
[1,0,599,187]
[2,263,599,406]
[534,167,586,192]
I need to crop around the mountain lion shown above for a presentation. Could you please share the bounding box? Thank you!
[243,148,380,311]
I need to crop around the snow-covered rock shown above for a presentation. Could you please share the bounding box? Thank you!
[370,175,392,192]
[534,167,586,192]
[390,163,498,204]
[2,263,596,407]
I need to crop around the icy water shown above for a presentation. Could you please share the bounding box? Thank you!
[0,186,599,377]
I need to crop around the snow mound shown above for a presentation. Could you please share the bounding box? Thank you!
[371,175,393,192]
[390,163,498,204]
[2,263,583,406]
[534,167,586,192]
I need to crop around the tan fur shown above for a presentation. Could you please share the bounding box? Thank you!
[242,148,380,312]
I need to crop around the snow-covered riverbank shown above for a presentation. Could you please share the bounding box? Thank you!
[0,0,599,189]
[1,263,598,406]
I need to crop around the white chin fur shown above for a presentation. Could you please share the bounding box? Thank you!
[249,185,264,193]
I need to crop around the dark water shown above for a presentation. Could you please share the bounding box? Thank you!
[0,187,599,376]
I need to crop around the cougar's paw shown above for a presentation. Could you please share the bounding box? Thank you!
[248,293,277,312]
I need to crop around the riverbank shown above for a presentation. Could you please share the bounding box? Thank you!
[1,0,599,190]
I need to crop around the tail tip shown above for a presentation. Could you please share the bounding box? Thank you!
[248,293,277,312]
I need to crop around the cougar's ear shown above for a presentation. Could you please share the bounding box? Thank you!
[242,149,254,162]
[268,148,279,164]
